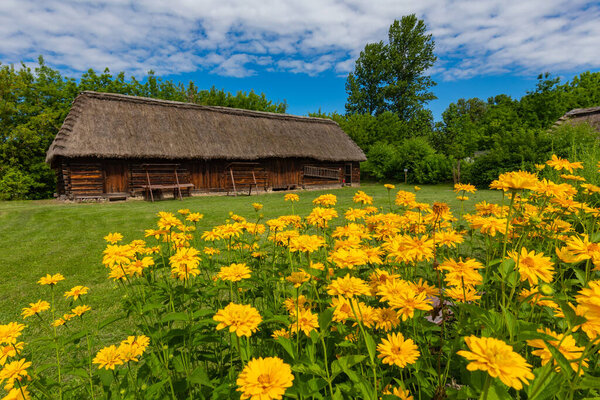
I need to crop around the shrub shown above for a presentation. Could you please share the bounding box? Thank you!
[0,168,35,200]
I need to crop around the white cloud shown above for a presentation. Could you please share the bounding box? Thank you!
[0,0,599,80]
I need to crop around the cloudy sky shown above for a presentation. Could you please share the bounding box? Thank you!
[1,0,599,119]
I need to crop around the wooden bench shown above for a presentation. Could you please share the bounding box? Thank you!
[221,162,268,196]
[133,164,194,202]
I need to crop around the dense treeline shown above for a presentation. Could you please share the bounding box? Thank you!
[0,57,287,199]
[314,71,600,186]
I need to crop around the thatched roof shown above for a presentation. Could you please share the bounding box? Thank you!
[46,91,366,164]
[553,106,600,131]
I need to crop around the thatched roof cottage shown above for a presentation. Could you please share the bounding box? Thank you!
[46,91,366,200]
[553,106,600,131]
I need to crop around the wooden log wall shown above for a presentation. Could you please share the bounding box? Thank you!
[65,160,104,197]
[55,157,361,198]
[128,163,192,194]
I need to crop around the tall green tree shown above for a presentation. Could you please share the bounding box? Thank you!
[345,15,437,120]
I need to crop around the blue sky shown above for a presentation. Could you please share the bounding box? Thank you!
[2,0,599,121]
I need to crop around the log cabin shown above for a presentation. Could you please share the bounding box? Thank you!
[46,91,366,200]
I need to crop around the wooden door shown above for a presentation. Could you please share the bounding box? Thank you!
[344,163,352,185]
[271,159,298,188]
[104,161,127,193]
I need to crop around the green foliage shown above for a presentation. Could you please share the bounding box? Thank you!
[345,15,437,120]
[437,72,600,187]
[0,57,287,200]
[0,167,35,200]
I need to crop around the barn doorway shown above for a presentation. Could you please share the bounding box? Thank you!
[344,163,352,185]
[104,161,127,196]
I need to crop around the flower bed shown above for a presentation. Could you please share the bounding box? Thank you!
[2,155,600,400]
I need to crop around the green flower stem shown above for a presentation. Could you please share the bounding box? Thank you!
[479,375,491,400]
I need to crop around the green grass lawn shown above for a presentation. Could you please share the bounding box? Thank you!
[0,182,502,329]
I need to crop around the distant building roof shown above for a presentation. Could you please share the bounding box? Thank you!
[553,106,600,131]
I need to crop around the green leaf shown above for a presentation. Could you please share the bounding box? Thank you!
[578,375,600,389]
[499,258,515,278]
[488,379,512,400]
[318,308,334,332]
[364,331,377,363]
[500,306,516,339]
[189,366,214,388]
[97,314,125,330]
[160,312,190,323]
[275,337,296,360]
[331,355,366,380]
[555,300,579,329]
[544,340,574,379]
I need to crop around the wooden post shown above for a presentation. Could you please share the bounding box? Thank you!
[145,169,154,202]
[230,168,237,197]
[174,167,183,200]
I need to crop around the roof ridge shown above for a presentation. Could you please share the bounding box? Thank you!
[80,91,337,125]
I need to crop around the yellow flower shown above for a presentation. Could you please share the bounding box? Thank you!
[383,234,434,264]
[328,247,369,269]
[445,285,481,303]
[312,194,337,206]
[395,191,416,206]
[284,193,299,202]
[64,286,89,301]
[21,300,50,319]
[495,171,539,191]
[0,359,31,391]
[290,309,319,336]
[374,307,400,331]
[214,303,262,337]
[0,342,23,366]
[306,207,338,228]
[103,232,123,244]
[327,274,370,298]
[118,335,149,363]
[574,281,600,339]
[353,190,373,205]
[186,212,204,222]
[457,336,534,390]
[272,329,290,339]
[125,257,154,277]
[2,385,30,400]
[284,295,311,314]
[236,357,294,400]
[37,273,65,286]
[0,323,26,345]
[387,286,433,321]
[508,247,554,286]
[546,154,583,173]
[71,305,91,317]
[169,247,201,280]
[439,258,484,287]
[382,386,413,399]
[414,186,421,191]
[252,203,263,211]
[454,183,476,193]
[456,195,469,201]
[93,345,124,370]
[527,328,587,374]
[377,332,420,368]
[286,271,310,288]
[102,244,136,267]
[384,184,395,190]
[217,263,252,282]
[288,235,326,253]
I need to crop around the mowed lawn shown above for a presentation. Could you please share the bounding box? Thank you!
[0,182,503,329]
